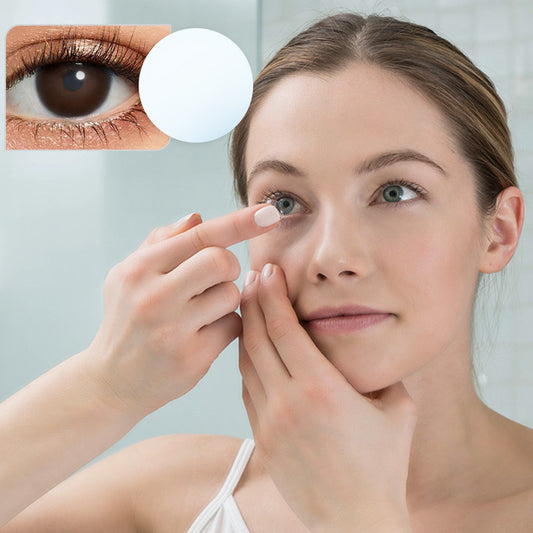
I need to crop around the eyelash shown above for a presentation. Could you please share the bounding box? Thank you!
[6,28,148,146]
[257,179,427,217]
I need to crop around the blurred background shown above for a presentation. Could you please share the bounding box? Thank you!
[1,0,531,466]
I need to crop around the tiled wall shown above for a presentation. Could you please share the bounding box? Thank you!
[260,0,533,427]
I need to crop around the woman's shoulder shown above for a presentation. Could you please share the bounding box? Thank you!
[0,433,246,533]
[126,433,248,532]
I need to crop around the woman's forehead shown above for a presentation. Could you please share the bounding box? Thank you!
[246,63,458,173]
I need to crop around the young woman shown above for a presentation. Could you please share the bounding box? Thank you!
[2,11,531,533]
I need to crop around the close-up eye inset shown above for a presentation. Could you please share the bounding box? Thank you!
[5,25,170,150]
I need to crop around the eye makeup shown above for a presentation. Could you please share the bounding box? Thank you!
[6,26,147,90]
[5,25,169,149]
[254,178,428,223]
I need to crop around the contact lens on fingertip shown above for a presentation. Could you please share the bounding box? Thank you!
[139,28,253,143]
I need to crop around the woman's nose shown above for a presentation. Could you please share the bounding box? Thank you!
[305,211,370,282]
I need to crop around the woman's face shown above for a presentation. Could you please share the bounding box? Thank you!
[245,63,488,393]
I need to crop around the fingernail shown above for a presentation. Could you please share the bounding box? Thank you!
[254,205,280,227]
[244,270,258,288]
[261,263,273,282]
[172,212,197,229]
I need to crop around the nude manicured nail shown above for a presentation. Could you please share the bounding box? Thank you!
[261,263,273,281]
[254,205,281,227]
[244,270,258,288]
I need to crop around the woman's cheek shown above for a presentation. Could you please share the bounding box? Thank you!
[249,219,302,264]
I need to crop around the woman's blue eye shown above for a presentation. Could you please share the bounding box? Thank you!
[383,184,407,202]
[260,189,302,216]
[377,180,425,204]
[273,196,296,215]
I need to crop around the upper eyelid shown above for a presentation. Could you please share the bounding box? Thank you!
[6,26,152,58]
[6,29,148,89]
[260,180,425,208]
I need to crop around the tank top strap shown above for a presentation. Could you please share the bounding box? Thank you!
[217,438,255,497]
[187,439,255,533]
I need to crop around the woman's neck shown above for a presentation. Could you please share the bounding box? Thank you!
[402,339,532,512]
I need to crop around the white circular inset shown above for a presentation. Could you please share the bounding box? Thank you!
[139,28,253,143]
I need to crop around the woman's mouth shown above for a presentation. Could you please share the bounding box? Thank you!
[302,313,393,334]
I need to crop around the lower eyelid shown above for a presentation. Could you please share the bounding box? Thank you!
[6,102,153,149]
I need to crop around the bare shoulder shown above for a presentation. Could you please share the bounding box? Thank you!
[129,433,247,532]
[0,433,245,533]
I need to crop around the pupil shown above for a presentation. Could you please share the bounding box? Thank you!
[384,185,403,202]
[63,67,85,91]
[276,197,294,215]
[36,62,112,117]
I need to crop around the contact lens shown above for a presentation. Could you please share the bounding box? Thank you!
[139,28,253,143]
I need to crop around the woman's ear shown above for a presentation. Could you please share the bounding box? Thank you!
[479,186,525,274]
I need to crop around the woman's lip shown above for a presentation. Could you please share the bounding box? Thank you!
[303,313,393,334]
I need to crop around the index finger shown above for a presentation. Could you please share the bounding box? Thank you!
[143,204,281,274]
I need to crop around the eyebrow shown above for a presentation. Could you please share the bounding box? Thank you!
[247,149,447,187]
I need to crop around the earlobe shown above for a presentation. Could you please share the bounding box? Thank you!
[479,186,525,274]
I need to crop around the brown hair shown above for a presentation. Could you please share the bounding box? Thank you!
[229,12,517,225]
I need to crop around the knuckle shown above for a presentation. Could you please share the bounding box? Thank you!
[243,333,263,358]
[105,262,122,285]
[222,282,241,312]
[146,324,174,354]
[269,397,295,429]
[229,215,247,243]
[131,293,157,324]
[299,380,333,408]
[148,226,164,242]
[204,247,235,278]
[119,258,148,287]
[189,226,210,253]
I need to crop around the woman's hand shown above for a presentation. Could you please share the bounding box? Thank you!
[239,263,417,533]
[85,205,280,416]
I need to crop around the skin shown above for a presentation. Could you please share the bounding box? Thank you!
[0,62,530,533]
[241,62,531,528]
[5,25,169,150]
[0,204,281,525]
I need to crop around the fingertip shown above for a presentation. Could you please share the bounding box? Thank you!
[254,204,281,228]
[240,270,259,303]
[258,263,285,289]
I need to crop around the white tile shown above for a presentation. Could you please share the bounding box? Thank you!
[515,153,533,181]
[513,42,533,78]
[510,77,533,114]
[437,9,474,45]
[512,3,533,40]
[494,78,512,112]
[262,1,284,24]
[402,9,438,28]
[483,383,516,419]
[513,385,533,428]
[436,0,469,8]
[508,112,533,156]
[475,42,511,80]
[393,0,432,10]
[483,346,515,383]
[475,4,512,43]
[515,343,533,382]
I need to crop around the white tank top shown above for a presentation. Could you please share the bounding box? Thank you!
[186,438,255,533]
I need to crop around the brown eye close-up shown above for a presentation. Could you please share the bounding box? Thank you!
[5,25,170,150]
